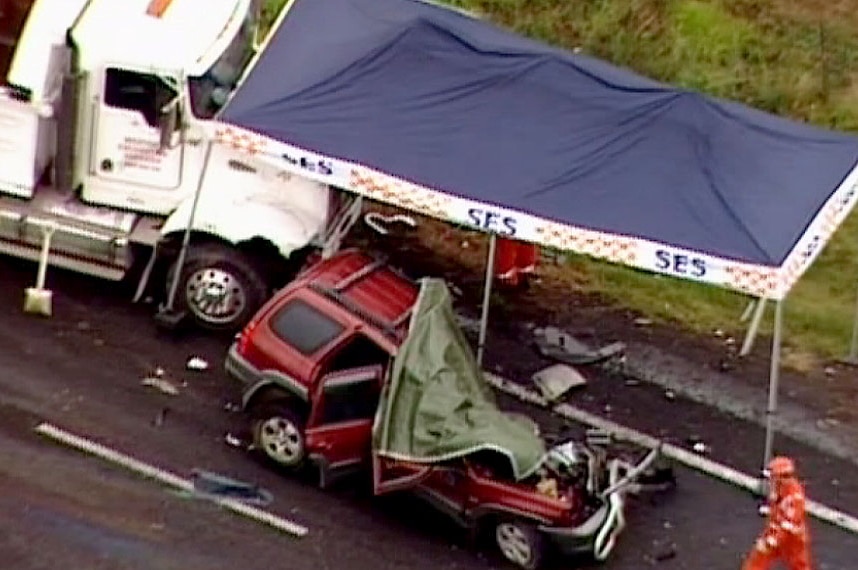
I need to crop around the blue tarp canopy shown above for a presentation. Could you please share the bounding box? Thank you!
[221,0,858,299]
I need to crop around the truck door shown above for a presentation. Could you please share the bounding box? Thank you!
[93,66,183,189]
[305,366,383,480]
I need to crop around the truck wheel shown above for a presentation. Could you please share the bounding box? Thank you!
[494,519,545,570]
[251,404,307,470]
[166,243,268,331]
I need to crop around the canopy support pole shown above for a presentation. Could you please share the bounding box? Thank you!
[762,299,784,471]
[740,297,767,357]
[476,234,497,367]
[155,139,213,330]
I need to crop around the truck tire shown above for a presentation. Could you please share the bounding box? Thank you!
[494,519,545,570]
[165,243,268,332]
[250,403,307,470]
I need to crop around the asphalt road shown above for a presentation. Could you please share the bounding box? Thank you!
[0,256,856,570]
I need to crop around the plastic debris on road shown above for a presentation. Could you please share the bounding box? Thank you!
[532,363,587,401]
[186,356,209,371]
[189,469,273,506]
[141,376,179,396]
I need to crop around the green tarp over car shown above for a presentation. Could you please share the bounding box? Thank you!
[372,278,546,481]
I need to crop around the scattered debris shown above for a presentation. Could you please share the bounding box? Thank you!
[625,379,641,387]
[189,469,273,506]
[724,337,735,346]
[692,442,708,454]
[533,326,625,366]
[713,328,724,337]
[152,407,169,427]
[532,364,587,401]
[653,544,677,561]
[141,376,179,396]
[186,356,209,371]
[664,390,676,401]
[224,402,241,413]
[224,433,246,448]
[633,317,653,326]
[824,366,836,377]
[363,212,417,235]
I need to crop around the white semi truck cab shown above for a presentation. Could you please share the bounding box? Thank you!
[0,0,361,331]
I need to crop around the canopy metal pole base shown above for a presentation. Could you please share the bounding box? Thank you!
[762,300,784,471]
[155,139,214,330]
[476,234,497,367]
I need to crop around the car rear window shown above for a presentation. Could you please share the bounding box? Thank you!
[269,299,345,355]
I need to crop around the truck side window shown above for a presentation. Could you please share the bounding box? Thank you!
[321,378,379,424]
[103,68,177,127]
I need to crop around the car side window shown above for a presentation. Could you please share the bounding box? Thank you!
[103,67,177,127]
[320,377,379,424]
[322,333,390,375]
[269,299,345,355]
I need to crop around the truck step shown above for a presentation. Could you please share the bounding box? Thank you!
[0,201,136,281]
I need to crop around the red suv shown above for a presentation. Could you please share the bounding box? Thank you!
[225,249,669,570]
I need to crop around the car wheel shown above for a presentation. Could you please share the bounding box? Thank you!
[251,404,307,470]
[494,519,545,570]
[165,243,269,332]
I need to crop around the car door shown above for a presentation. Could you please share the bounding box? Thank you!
[93,66,183,189]
[305,366,383,476]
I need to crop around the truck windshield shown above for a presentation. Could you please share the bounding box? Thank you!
[188,0,259,119]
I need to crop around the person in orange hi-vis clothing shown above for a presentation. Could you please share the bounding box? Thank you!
[742,456,813,570]
[494,237,539,289]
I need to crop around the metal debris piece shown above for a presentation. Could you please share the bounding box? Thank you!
[224,433,245,448]
[190,469,273,506]
[532,364,587,401]
[186,356,209,371]
[152,407,169,427]
[533,326,625,366]
[692,442,708,454]
[141,377,179,396]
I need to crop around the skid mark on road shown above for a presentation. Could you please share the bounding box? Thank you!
[34,422,309,538]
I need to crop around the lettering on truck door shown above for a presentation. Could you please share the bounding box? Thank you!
[93,67,183,189]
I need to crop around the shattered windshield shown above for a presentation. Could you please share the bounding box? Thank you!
[188,0,259,119]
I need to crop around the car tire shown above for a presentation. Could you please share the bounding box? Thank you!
[165,243,269,332]
[494,519,545,570]
[251,403,307,470]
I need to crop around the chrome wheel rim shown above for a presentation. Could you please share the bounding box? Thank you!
[496,523,533,567]
[258,416,303,466]
[185,268,246,325]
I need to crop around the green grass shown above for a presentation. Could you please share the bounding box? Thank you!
[260,0,858,368]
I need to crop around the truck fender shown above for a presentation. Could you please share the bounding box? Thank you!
[241,373,309,411]
[161,194,316,257]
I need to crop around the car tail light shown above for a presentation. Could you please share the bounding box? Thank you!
[236,318,259,356]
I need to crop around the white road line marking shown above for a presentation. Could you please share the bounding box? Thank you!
[34,422,308,538]
[483,373,858,536]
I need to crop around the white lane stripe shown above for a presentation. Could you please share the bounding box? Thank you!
[483,373,858,536]
[34,422,308,538]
